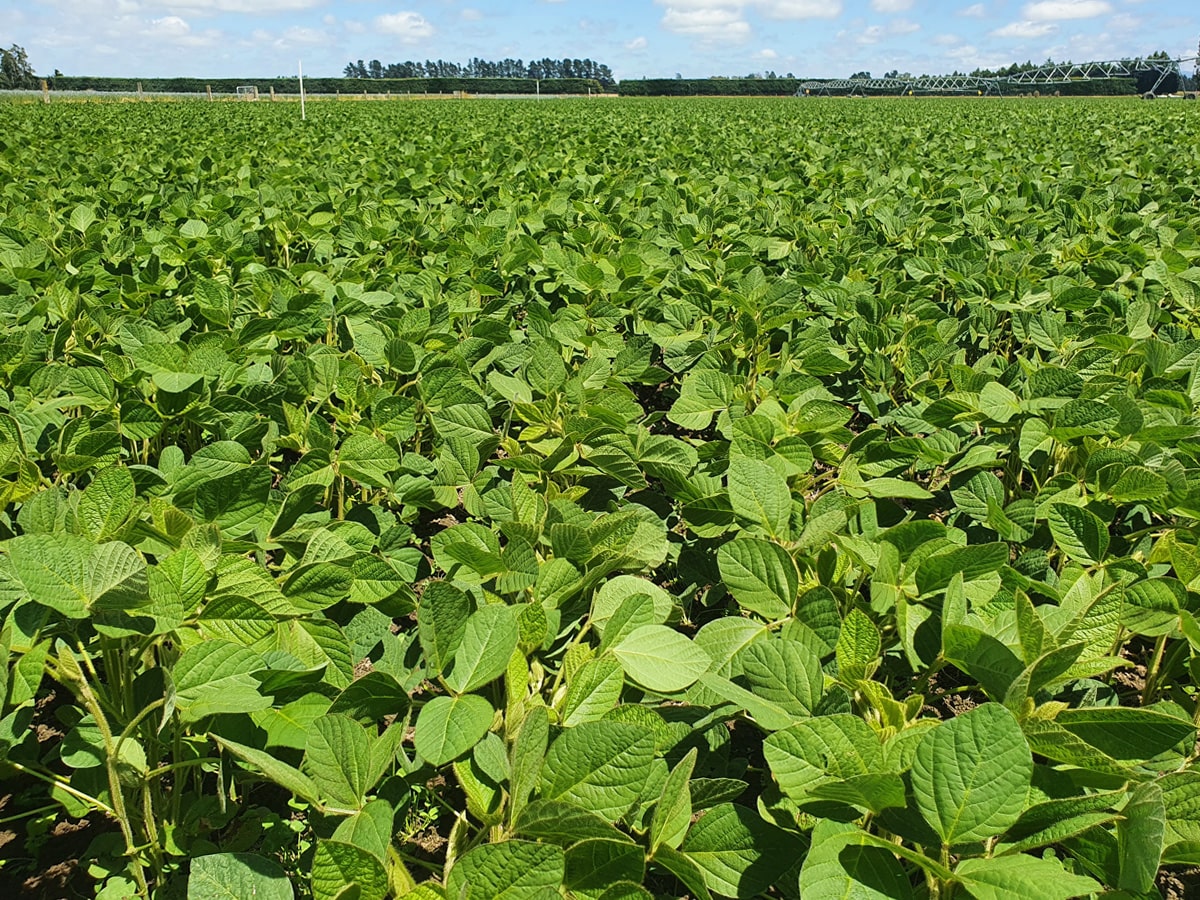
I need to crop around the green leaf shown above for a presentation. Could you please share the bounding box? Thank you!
[311,840,388,900]
[212,735,322,808]
[717,538,797,619]
[653,845,713,900]
[727,457,791,539]
[446,603,519,694]
[1117,781,1165,892]
[539,721,655,821]
[1055,707,1195,759]
[445,840,565,900]
[651,747,697,854]
[914,542,1009,597]
[304,715,374,810]
[668,370,734,430]
[331,800,394,863]
[799,819,913,900]
[911,704,1032,847]
[564,838,645,893]
[175,641,271,722]
[836,609,881,684]
[188,852,295,900]
[516,799,632,846]
[740,637,823,717]
[953,855,1100,900]
[610,625,711,693]
[414,694,494,766]
[1047,504,1109,565]
[337,433,399,488]
[680,802,803,899]
[418,581,471,676]
[509,705,549,826]
[764,714,881,801]
[562,656,624,726]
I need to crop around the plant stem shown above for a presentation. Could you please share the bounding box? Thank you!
[1143,634,1169,706]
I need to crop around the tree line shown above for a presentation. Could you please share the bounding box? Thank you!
[0,45,38,89]
[343,57,615,88]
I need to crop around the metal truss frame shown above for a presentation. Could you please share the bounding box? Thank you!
[796,55,1200,97]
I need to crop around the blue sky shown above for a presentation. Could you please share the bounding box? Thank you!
[4,0,1197,81]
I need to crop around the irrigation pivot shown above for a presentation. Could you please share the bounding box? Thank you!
[798,53,1200,97]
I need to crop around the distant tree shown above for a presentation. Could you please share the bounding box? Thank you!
[850,70,871,79]
[0,44,37,89]
[368,59,383,79]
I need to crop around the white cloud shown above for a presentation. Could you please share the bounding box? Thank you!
[1108,12,1139,30]
[661,6,752,40]
[889,18,920,33]
[757,47,778,57]
[460,8,483,21]
[758,0,842,19]
[871,0,913,12]
[932,32,961,45]
[626,35,648,49]
[375,11,434,42]
[991,19,1058,36]
[958,3,986,16]
[161,0,324,13]
[148,15,190,38]
[855,24,885,43]
[1023,0,1112,20]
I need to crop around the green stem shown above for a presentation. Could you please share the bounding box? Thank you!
[0,803,60,826]
[1143,634,1169,706]
[3,763,114,816]
[71,662,152,898]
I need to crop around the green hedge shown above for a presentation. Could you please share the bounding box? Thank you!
[48,76,603,95]
[618,79,800,96]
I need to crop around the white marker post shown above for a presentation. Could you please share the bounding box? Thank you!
[298,60,307,121]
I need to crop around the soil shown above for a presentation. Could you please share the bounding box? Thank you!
[1159,867,1200,900]
[0,813,115,900]
[921,666,986,720]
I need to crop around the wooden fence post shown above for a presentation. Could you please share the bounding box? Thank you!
[41,79,49,103]
[206,84,213,102]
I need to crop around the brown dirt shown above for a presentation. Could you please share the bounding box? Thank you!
[0,813,114,900]
[1160,867,1200,900]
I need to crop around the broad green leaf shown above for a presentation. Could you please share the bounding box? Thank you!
[727,457,791,539]
[175,640,271,722]
[799,819,913,900]
[680,802,803,899]
[539,721,655,821]
[188,852,295,900]
[445,840,565,900]
[717,538,797,619]
[1054,707,1195,759]
[1047,504,1109,565]
[668,370,734,430]
[304,715,374,810]
[651,747,697,853]
[764,714,881,801]
[740,637,823,717]
[337,433,399,488]
[564,838,645,893]
[836,609,881,684]
[1117,781,1165,892]
[953,854,1100,900]
[446,603,519,694]
[418,581,471,676]
[414,694,494,766]
[911,703,1032,846]
[562,656,624,726]
[610,625,711,693]
[311,840,388,900]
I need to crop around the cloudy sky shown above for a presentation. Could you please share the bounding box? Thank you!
[4,0,1197,81]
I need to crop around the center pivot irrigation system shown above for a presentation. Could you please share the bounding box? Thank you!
[797,52,1200,97]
